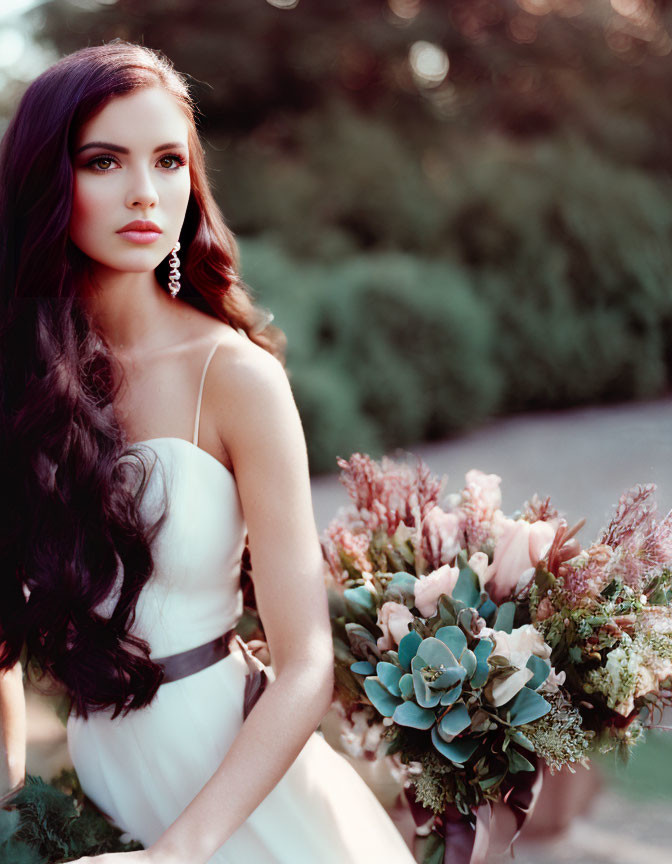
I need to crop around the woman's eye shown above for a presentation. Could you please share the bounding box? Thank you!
[89,156,116,171]
[157,154,186,169]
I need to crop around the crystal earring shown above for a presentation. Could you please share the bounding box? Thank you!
[168,241,181,298]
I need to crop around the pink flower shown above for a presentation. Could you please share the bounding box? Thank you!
[458,470,504,554]
[467,551,490,592]
[376,601,414,651]
[322,522,372,585]
[335,452,442,537]
[420,506,461,570]
[413,564,460,618]
[465,469,502,512]
[486,518,556,603]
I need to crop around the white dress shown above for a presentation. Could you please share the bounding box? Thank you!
[66,337,416,864]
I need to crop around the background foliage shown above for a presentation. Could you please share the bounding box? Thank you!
[2,0,672,471]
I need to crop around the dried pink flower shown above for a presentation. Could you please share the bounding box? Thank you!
[419,506,461,571]
[336,452,443,537]
[457,469,503,554]
[560,543,613,601]
[599,483,658,550]
[322,521,373,585]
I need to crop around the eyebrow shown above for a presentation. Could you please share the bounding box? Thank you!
[75,141,188,155]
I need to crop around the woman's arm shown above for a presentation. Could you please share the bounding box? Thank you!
[0,658,26,806]
[150,340,335,864]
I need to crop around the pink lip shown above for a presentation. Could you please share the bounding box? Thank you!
[117,220,162,244]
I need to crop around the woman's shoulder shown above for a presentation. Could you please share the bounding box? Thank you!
[178,306,273,370]
[208,322,287,401]
[202,322,291,434]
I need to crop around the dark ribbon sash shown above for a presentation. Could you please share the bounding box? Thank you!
[154,629,270,720]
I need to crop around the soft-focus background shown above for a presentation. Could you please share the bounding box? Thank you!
[2,1,671,861]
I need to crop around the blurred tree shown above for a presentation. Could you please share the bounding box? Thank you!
[7,0,672,469]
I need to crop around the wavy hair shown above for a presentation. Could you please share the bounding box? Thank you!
[0,42,284,720]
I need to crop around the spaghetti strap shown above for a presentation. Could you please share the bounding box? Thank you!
[192,337,225,447]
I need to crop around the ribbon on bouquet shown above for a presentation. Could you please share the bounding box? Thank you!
[404,759,544,864]
[232,633,270,720]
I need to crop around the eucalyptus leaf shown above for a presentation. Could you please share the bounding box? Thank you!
[430,727,478,764]
[471,639,493,689]
[393,700,436,730]
[376,661,404,696]
[478,596,498,620]
[526,655,551,691]
[344,585,377,618]
[399,672,415,700]
[452,565,481,608]
[509,729,535,752]
[350,660,375,675]
[494,602,515,633]
[434,625,467,659]
[437,703,471,740]
[508,686,552,726]
[438,595,457,625]
[413,668,443,708]
[398,629,422,671]
[507,748,536,773]
[460,649,477,679]
[479,773,504,790]
[363,677,402,717]
[440,683,463,705]
[421,831,445,864]
[416,637,458,669]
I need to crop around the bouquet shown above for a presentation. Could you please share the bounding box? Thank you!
[322,453,672,864]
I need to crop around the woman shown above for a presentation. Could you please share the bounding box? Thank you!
[0,42,416,863]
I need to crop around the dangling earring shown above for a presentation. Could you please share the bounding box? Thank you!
[168,241,181,298]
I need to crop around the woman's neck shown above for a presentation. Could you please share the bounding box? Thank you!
[81,266,178,356]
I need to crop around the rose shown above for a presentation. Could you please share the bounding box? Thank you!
[486,518,556,603]
[376,601,415,651]
[481,624,556,705]
[485,623,552,667]
[413,564,459,618]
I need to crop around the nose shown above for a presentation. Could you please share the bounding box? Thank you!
[125,167,159,209]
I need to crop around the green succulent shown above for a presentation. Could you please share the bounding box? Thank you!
[344,555,554,775]
[351,620,552,770]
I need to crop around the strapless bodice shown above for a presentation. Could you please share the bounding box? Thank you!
[94,437,246,657]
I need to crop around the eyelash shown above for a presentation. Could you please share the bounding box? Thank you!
[85,153,188,173]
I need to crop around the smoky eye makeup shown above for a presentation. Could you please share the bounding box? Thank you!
[77,151,189,173]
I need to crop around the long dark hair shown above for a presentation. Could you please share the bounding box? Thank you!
[0,42,284,720]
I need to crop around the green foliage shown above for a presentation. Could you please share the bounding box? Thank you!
[240,238,501,472]
[0,770,143,863]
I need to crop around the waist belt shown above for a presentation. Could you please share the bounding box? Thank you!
[153,628,269,719]
[154,629,237,684]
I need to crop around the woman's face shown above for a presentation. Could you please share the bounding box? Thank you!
[70,86,191,277]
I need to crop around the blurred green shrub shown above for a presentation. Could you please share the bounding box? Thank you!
[241,240,502,473]
[239,134,672,474]
[441,137,672,408]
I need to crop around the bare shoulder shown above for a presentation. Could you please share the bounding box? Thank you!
[208,325,290,417]
[202,322,298,467]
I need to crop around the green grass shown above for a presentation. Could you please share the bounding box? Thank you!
[596,730,672,802]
